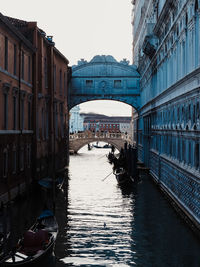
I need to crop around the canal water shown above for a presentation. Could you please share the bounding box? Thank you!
[54,144,200,267]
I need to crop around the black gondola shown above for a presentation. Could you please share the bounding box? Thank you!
[0,210,58,266]
[113,168,135,186]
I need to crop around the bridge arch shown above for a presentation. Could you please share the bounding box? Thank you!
[69,55,140,110]
[69,132,131,153]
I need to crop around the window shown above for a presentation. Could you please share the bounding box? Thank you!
[59,69,62,95]
[28,56,31,82]
[3,149,8,177]
[53,65,56,92]
[4,37,8,71]
[28,101,31,130]
[64,72,67,97]
[4,93,8,130]
[60,103,64,137]
[21,51,24,79]
[54,103,58,138]
[182,140,186,163]
[14,44,17,75]
[21,98,24,130]
[20,148,24,171]
[114,80,122,88]
[188,142,191,165]
[44,57,48,88]
[13,96,17,130]
[86,80,93,87]
[46,104,49,139]
[42,108,45,139]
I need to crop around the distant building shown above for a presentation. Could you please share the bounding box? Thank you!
[82,113,131,133]
[69,105,84,133]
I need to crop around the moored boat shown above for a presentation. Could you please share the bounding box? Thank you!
[0,210,58,266]
[38,177,64,190]
[113,168,135,186]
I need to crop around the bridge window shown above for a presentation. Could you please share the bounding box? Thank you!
[114,80,122,88]
[86,80,93,88]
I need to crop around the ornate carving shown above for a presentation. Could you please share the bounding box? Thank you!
[12,87,18,96]
[2,83,11,94]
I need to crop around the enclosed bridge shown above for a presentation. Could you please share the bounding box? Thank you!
[68,55,140,110]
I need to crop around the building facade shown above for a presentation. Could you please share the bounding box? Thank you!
[132,0,200,228]
[69,105,84,133]
[0,13,70,203]
[0,14,35,202]
[82,113,131,134]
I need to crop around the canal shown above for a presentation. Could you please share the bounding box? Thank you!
[54,144,200,267]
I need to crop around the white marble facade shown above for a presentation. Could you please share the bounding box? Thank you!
[69,105,84,133]
[132,0,200,227]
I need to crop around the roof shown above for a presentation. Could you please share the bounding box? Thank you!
[0,13,35,52]
[90,55,117,63]
[4,14,69,64]
[81,113,131,123]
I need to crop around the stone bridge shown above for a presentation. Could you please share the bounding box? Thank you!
[69,132,131,153]
[69,55,140,110]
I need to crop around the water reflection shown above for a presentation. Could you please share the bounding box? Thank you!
[54,144,200,267]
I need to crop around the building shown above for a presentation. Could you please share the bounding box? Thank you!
[69,105,84,133]
[0,13,35,202]
[82,113,131,134]
[0,13,70,203]
[132,0,200,228]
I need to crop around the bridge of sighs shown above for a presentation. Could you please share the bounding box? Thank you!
[69,55,140,110]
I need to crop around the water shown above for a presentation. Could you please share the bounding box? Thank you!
[54,144,200,267]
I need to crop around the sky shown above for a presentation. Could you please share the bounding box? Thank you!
[1,0,133,116]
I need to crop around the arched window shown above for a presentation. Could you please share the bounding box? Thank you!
[188,142,192,165]
[182,106,185,121]
[177,107,180,122]
[193,104,196,123]
[195,0,198,12]
[182,140,186,163]
[188,104,191,120]
[185,11,188,27]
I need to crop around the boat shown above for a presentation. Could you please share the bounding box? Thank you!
[0,232,4,259]
[113,168,135,186]
[0,208,11,261]
[102,144,112,148]
[0,231,10,261]
[38,177,64,190]
[93,144,112,149]
[0,210,58,266]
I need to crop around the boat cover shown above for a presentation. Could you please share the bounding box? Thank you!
[38,210,54,219]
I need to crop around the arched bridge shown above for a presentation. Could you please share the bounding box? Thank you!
[69,132,132,153]
[69,55,140,110]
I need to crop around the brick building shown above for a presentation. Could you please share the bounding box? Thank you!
[82,113,131,134]
[0,13,70,203]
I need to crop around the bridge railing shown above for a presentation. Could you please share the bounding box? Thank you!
[69,131,131,141]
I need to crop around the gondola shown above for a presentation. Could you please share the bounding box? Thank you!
[113,168,135,186]
[0,210,58,266]
[38,177,64,190]
[0,232,4,259]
